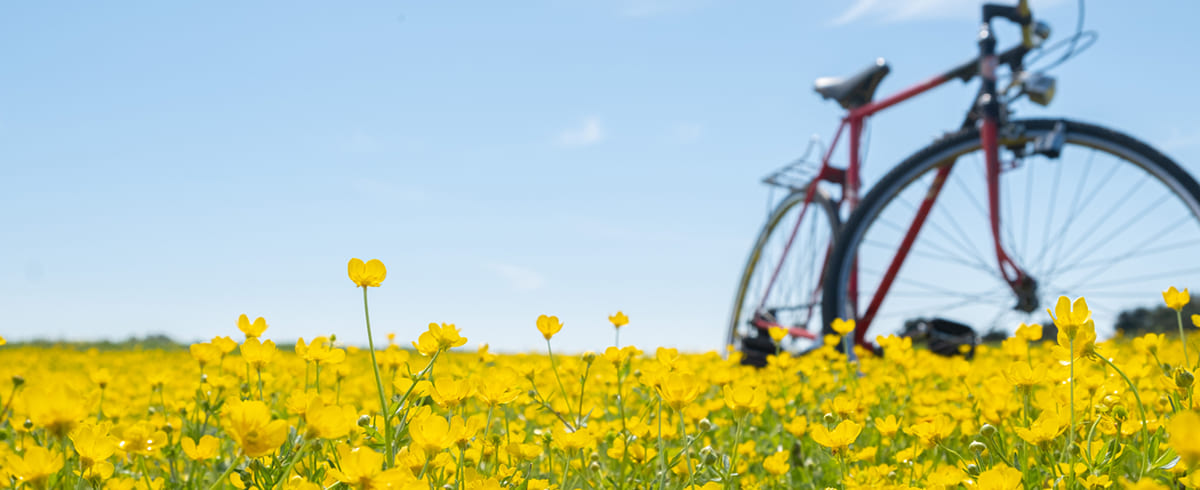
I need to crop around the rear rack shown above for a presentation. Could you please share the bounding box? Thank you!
[762,135,824,192]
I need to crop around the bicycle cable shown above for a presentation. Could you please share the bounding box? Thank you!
[1025,0,1097,73]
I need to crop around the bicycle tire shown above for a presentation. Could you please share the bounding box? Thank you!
[728,186,841,362]
[821,118,1200,342]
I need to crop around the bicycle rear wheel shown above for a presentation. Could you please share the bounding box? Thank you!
[728,187,840,363]
[822,118,1200,342]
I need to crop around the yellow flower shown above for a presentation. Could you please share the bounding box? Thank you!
[240,337,277,370]
[326,444,411,489]
[831,318,855,336]
[222,399,290,458]
[297,336,346,365]
[27,386,88,438]
[70,421,119,468]
[89,369,112,389]
[658,372,704,411]
[910,416,956,447]
[975,463,1022,490]
[537,315,563,340]
[723,384,767,415]
[810,420,862,451]
[762,450,790,475]
[237,314,268,339]
[120,421,168,457]
[431,377,473,410]
[347,258,387,288]
[409,412,461,455]
[874,415,901,438]
[1014,410,1067,445]
[1133,333,1164,356]
[609,311,629,328]
[1193,314,1200,328]
[190,342,222,368]
[212,335,238,354]
[304,403,357,440]
[1014,323,1042,342]
[1047,296,1092,341]
[0,335,5,345]
[768,326,787,343]
[474,369,522,406]
[784,417,808,438]
[5,446,62,487]
[1003,362,1044,387]
[181,435,219,461]
[1169,410,1200,466]
[1047,296,1096,359]
[553,425,594,452]
[1164,286,1190,312]
[412,323,467,356]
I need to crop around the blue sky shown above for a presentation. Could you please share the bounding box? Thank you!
[3,1,1199,353]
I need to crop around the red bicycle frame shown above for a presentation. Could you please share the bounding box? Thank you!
[755,6,1034,348]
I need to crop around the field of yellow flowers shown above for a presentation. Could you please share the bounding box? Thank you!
[1,259,1199,489]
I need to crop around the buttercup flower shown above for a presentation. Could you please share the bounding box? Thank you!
[347,258,387,288]
[1164,286,1190,312]
[811,420,862,451]
[222,399,289,458]
[537,315,563,340]
[237,314,268,339]
[609,311,629,328]
[181,435,219,461]
[831,318,855,336]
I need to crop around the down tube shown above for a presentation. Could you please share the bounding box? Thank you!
[856,162,955,342]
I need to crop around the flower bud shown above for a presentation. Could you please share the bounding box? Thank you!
[1112,405,1129,422]
[1176,369,1194,389]
[698,418,715,433]
[979,424,996,438]
[966,464,979,476]
[23,419,33,430]
[589,461,601,472]
[968,441,986,454]
[357,415,371,427]
[823,413,837,424]
[11,375,24,388]
[582,351,597,364]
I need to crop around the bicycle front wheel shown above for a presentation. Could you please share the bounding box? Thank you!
[728,186,840,363]
[822,118,1200,341]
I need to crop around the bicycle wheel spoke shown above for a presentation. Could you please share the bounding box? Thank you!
[1047,184,1166,279]
[1051,217,1194,274]
[1044,152,1136,274]
[1033,150,1109,273]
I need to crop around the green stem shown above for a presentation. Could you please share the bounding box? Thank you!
[205,454,243,490]
[656,397,665,490]
[678,409,694,487]
[1179,310,1191,369]
[275,439,311,487]
[362,286,393,469]
[726,416,744,490]
[546,341,575,425]
[1095,354,1150,476]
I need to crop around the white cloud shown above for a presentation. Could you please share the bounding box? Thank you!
[557,117,605,147]
[832,0,1069,25]
[486,263,547,292]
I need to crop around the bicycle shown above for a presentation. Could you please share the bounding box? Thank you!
[727,0,1200,364]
